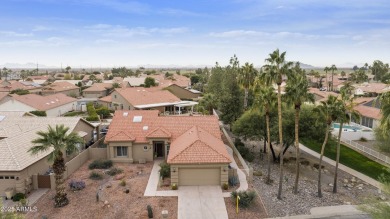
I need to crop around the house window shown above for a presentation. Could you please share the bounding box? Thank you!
[0,176,3,179]
[114,95,117,99]
[116,146,128,157]
[166,144,170,155]
[129,106,131,110]
[5,176,9,179]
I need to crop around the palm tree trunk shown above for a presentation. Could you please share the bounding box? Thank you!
[293,106,300,194]
[277,84,284,200]
[266,112,272,184]
[318,124,330,198]
[52,151,68,207]
[331,71,334,91]
[244,88,248,109]
[333,122,343,193]
[325,72,328,92]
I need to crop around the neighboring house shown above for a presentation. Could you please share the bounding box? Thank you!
[82,74,104,82]
[27,75,54,85]
[108,88,182,113]
[0,81,42,94]
[165,84,202,100]
[41,81,80,97]
[0,111,95,196]
[83,83,113,98]
[353,99,382,129]
[0,93,77,116]
[351,82,390,96]
[98,95,112,109]
[104,110,231,186]
[122,77,146,87]
[308,88,338,103]
[150,74,191,88]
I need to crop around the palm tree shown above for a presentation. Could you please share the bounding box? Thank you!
[330,65,337,91]
[314,71,321,88]
[28,125,83,207]
[340,71,346,80]
[315,95,343,197]
[262,49,293,199]
[239,62,257,110]
[378,92,390,138]
[333,82,360,193]
[199,93,217,115]
[253,79,277,184]
[323,66,330,91]
[284,66,315,194]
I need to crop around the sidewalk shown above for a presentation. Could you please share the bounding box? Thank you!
[265,205,369,219]
[144,160,178,197]
[223,145,248,197]
[299,143,382,189]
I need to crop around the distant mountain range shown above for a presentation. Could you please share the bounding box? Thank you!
[0,62,58,69]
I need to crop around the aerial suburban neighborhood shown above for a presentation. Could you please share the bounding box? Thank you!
[1,1,390,219]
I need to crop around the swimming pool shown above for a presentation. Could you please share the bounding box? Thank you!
[333,123,362,131]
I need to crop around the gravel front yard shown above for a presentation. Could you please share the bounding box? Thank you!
[26,161,177,219]
[251,147,384,217]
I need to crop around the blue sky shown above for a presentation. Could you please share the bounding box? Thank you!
[1,0,389,68]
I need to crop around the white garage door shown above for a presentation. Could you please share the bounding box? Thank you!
[179,168,220,186]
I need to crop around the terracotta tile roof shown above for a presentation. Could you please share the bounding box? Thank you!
[150,74,190,88]
[105,110,221,143]
[82,74,104,81]
[353,83,390,93]
[11,93,77,111]
[83,83,112,92]
[105,130,135,142]
[42,81,79,92]
[167,126,231,164]
[353,97,375,105]
[146,127,171,138]
[114,88,180,106]
[309,88,338,101]
[105,110,229,164]
[99,95,112,103]
[0,81,41,92]
[123,77,146,86]
[354,105,381,120]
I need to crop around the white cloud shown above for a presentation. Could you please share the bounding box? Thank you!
[0,31,33,37]
[85,24,189,37]
[32,25,51,32]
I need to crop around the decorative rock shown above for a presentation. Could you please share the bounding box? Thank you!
[115,174,125,180]
[344,202,351,205]
[358,187,363,190]
[104,200,109,205]
[124,188,130,193]
[162,210,168,218]
[343,179,349,184]
[328,183,333,187]
[357,184,363,188]
[378,189,382,194]
[107,205,110,208]
[106,183,112,188]
[347,184,353,188]
[351,177,357,183]
[380,195,386,201]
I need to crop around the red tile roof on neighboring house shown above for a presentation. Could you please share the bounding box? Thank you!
[105,110,230,164]
[354,105,381,120]
[42,81,79,92]
[11,93,77,111]
[83,83,112,92]
[353,83,389,94]
[0,81,41,92]
[99,95,112,103]
[114,87,180,107]
[82,74,104,81]
[150,74,190,88]
[167,126,231,164]
[309,88,338,100]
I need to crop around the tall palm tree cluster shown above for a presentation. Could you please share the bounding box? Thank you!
[231,49,360,199]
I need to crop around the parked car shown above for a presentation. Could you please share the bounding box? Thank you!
[319,87,327,91]
[100,126,109,135]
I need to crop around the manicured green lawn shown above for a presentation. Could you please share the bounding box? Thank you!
[301,138,390,180]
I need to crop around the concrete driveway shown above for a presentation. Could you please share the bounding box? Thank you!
[178,186,228,219]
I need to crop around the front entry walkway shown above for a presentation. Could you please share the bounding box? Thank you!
[178,186,228,219]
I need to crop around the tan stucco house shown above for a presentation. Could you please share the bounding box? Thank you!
[0,111,95,196]
[0,93,77,117]
[83,83,113,98]
[166,84,202,100]
[41,81,80,97]
[104,110,231,186]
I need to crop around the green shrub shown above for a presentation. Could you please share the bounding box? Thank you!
[147,205,153,218]
[96,107,111,119]
[159,162,170,179]
[29,110,47,117]
[229,176,239,187]
[236,144,255,162]
[63,111,85,117]
[89,159,113,169]
[106,167,123,176]
[86,115,100,121]
[89,171,103,180]
[12,193,26,202]
[120,179,126,186]
[222,182,229,190]
[69,179,86,191]
[10,89,29,95]
[231,190,257,208]
[360,137,368,142]
[171,183,177,190]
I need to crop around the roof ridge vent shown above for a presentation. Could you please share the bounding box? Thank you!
[133,115,142,122]
[123,112,128,117]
